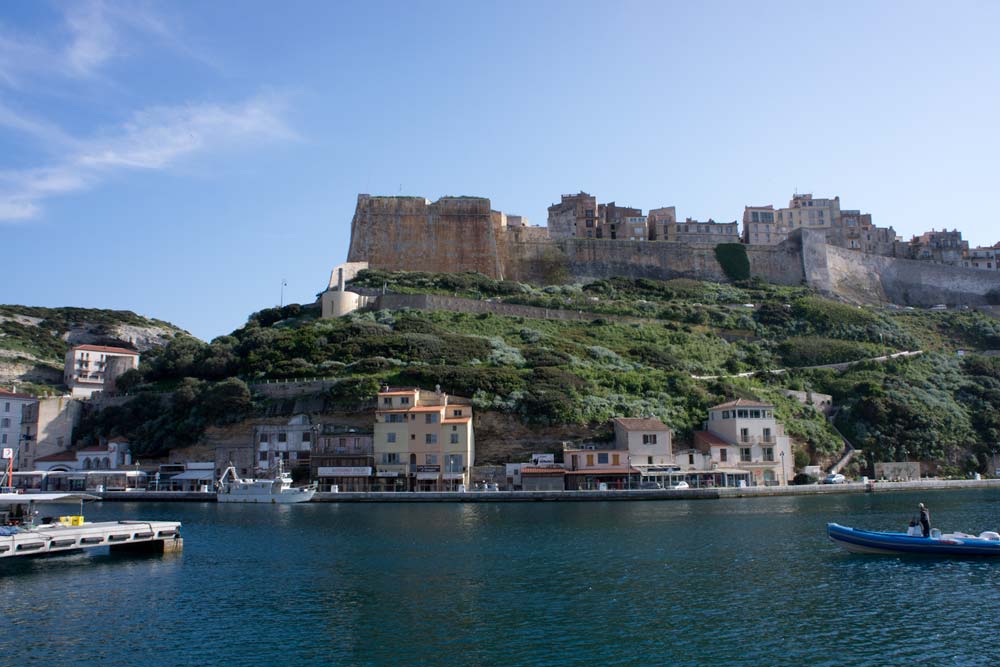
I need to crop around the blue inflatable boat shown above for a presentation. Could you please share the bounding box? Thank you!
[827,523,1000,557]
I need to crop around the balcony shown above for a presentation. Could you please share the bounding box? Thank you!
[738,435,776,445]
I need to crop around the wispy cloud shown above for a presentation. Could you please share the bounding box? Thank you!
[0,95,295,221]
[63,1,118,77]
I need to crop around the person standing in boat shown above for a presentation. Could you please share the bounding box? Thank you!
[919,502,931,537]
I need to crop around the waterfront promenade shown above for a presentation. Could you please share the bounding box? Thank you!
[97,477,1000,503]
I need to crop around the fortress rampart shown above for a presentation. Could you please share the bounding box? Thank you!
[345,194,1000,306]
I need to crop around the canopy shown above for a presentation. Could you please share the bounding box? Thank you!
[168,470,215,481]
[0,493,99,504]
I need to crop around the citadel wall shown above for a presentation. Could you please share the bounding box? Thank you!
[345,194,1000,305]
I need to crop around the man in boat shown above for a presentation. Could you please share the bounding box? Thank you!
[919,502,931,538]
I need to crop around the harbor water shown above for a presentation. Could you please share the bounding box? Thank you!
[4,489,1000,666]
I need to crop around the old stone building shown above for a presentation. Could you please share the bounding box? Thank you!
[664,218,739,244]
[907,229,969,265]
[599,201,643,240]
[647,206,677,241]
[546,192,600,239]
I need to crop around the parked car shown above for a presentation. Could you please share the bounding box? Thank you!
[822,473,846,484]
[671,481,690,489]
[638,481,663,490]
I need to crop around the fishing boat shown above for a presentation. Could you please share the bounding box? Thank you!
[827,522,1000,557]
[216,464,316,504]
[1,492,182,560]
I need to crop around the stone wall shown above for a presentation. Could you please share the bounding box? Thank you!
[347,194,504,278]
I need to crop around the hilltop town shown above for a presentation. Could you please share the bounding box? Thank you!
[345,191,1000,308]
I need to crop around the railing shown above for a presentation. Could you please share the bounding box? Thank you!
[738,436,776,444]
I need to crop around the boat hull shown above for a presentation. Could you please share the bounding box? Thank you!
[217,489,316,504]
[827,523,1000,557]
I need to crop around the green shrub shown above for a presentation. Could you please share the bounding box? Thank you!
[714,244,751,281]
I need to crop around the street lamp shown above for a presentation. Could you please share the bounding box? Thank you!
[780,450,786,486]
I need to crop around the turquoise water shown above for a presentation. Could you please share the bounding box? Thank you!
[4,490,1000,666]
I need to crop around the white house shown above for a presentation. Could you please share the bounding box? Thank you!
[0,388,36,456]
[32,440,131,472]
[64,344,140,398]
[694,399,792,486]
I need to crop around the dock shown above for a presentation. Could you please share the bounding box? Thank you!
[1,520,182,559]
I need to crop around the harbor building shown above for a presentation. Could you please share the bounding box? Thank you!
[692,399,792,486]
[64,344,140,398]
[563,417,675,489]
[33,439,131,472]
[18,397,82,471]
[373,386,474,492]
[1,388,35,457]
[255,415,316,477]
[310,427,375,492]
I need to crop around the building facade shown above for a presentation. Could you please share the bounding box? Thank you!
[0,388,36,457]
[962,244,1000,271]
[906,229,968,265]
[600,202,643,240]
[647,206,677,241]
[310,427,375,492]
[547,192,600,239]
[742,205,783,245]
[693,399,792,486]
[373,386,474,491]
[18,396,83,471]
[664,218,740,244]
[64,344,140,398]
[255,415,317,476]
[33,440,131,472]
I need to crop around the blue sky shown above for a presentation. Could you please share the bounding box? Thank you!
[2,1,999,340]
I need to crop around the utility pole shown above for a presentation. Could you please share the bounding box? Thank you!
[280,279,287,308]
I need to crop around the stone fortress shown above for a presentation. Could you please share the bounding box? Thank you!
[336,191,1000,308]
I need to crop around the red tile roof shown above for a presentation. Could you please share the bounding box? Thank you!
[0,388,35,400]
[709,398,773,410]
[71,344,139,355]
[694,430,731,449]
[78,446,110,452]
[613,417,670,431]
[521,467,566,475]
[34,451,79,462]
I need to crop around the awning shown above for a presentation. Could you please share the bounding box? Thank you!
[169,470,215,481]
[416,472,439,480]
[442,473,464,480]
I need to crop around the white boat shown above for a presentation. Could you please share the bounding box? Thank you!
[216,464,316,504]
[1,492,182,560]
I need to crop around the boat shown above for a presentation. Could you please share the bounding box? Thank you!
[827,522,1000,557]
[216,464,316,504]
[1,492,182,560]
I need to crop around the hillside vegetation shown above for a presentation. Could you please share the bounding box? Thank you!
[73,272,1000,474]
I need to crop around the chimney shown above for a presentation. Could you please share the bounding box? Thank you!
[337,267,345,292]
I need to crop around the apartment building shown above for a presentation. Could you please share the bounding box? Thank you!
[778,193,841,232]
[664,218,739,244]
[373,386,474,491]
[18,396,82,471]
[563,417,674,490]
[547,192,600,239]
[907,229,968,265]
[310,427,375,492]
[962,244,1000,271]
[600,202,643,240]
[647,206,677,241]
[1,388,36,457]
[255,415,316,476]
[694,399,792,486]
[742,205,784,245]
[64,344,140,398]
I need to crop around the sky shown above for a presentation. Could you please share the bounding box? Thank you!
[2,0,999,341]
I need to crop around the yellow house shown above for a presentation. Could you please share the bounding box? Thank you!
[373,386,474,492]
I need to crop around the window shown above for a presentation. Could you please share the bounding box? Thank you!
[411,434,416,440]
[446,454,463,471]
[642,434,657,445]
[425,413,439,424]
[259,433,269,443]
[750,410,761,419]
[688,453,695,465]
[586,454,594,467]
[740,428,749,443]
[277,433,287,443]
[647,456,653,464]
[425,434,437,444]
[386,414,405,423]
[426,454,438,465]
[722,411,730,419]
[3,401,8,412]
[612,454,620,466]
[740,448,752,462]
[450,433,459,444]
[597,453,609,464]
[383,397,392,405]
[400,397,410,405]
[452,409,462,417]
[763,448,775,462]
[381,452,399,464]
[719,449,728,462]
[302,432,311,442]
[737,409,749,418]
[1,434,5,444]
[259,451,268,461]
[386,433,396,443]
[763,428,772,442]
[0,418,8,428]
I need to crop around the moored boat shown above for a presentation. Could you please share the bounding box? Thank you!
[827,522,1000,557]
[216,465,316,504]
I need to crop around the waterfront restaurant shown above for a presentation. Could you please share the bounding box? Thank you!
[310,427,375,492]
[563,444,639,490]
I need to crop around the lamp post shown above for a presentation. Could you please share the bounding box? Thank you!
[780,449,786,486]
